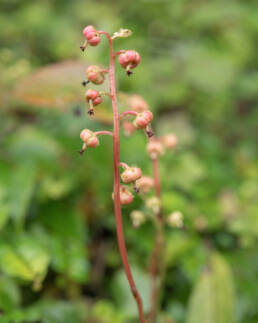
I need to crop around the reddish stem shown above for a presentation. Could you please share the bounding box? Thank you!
[99,30,146,323]
[119,162,130,169]
[119,110,138,120]
[113,49,126,57]
[95,130,113,137]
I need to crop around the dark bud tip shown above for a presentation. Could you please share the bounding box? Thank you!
[147,130,154,138]
[133,185,140,194]
[88,109,94,116]
[80,46,85,52]
[126,70,133,76]
[82,80,89,86]
[78,149,84,155]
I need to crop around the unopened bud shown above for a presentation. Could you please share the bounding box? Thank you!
[130,210,146,228]
[122,121,135,137]
[118,50,141,75]
[136,176,154,193]
[85,89,102,106]
[86,65,106,85]
[167,211,183,228]
[112,186,133,205]
[121,167,142,184]
[147,139,164,159]
[161,133,178,149]
[80,129,99,149]
[83,25,101,46]
[134,111,153,129]
[128,94,149,112]
[146,197,161,214]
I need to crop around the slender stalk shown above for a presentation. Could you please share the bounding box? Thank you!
[119,110,138,120]
[99,30,146,323]
[147,156,165,323]
[95,130,113,137]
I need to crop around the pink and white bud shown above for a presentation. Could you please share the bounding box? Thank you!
[147,139,164,159]
[113,186,134,205]
[130,210,146,228]
[118,50,141,75]
[86,65,106,85]
[80,129,99,148]
[128,94,149,112]
[83,25,101,46]
[167,211,183,228]
[85,89,102,106]
[161,133,178,149]
[121,167,142,184]
[133,110,153,129]
[87,136,99,147]
[136,176,154,193]
[122,121,135,137]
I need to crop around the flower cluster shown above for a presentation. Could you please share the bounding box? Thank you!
[79,26,153,207]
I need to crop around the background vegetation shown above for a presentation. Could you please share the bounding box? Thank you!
[0,0,257,322]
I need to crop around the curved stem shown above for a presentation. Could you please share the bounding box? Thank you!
[119,110,138,120]
[95,131,113,137]
[113,49,126,58]
[119,162,130,169]
[102,31,146,323]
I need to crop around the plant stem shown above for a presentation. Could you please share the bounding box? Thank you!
[95,130,113,137]
[148,156,165,323]
[119,110,138,120]
[100,30,146,323]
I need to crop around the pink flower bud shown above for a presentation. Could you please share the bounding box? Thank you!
[93,96,102,105]
[122,121,135,137]
[86,65,105,85]
[85,89,102,106]
[112,186,134,205]
[120,186,134,205]
[87,136,99,147]
[128,94,149,112]
[83,25,95,38]
[118,50,141,75]
[88,36,101,46]
[121,167,142,184]
[136,176,154,193]
[147,139,164,159]
[80,129,93,142]
[82,25,101,46]
[161,133,178,149]
[80,129,99,148]
[133,110,153,129]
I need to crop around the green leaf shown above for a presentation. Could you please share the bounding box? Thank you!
[186,253,235,323]
[8,163,37,227]
[0,234,50,288]
[0,276,20,312]
[112,267,150,319]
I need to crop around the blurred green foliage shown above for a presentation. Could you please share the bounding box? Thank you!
[0,0,258,322]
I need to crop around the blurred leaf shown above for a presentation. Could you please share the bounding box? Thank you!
[186,253,235,323]
[0,276,20,312]
[13,61,87,109]
[0,233,50,288]
[12,60,113,123]
[8,163,37,227]
[112,267,150,318]
[9,126,61,164]
[90,300,124,323]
